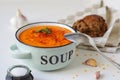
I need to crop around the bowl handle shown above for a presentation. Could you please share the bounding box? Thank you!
[10,44,32,59]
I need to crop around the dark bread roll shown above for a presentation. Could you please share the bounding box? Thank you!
[72,15,108,37]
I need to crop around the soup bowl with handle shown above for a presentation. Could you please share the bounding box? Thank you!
[10,22,76,71]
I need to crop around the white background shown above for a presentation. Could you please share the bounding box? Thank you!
[0,0,120,80]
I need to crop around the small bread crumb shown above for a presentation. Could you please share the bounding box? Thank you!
[113,74,115,77]
[84,54,88,56]
[95,54,99,56]
[84,69,88,72]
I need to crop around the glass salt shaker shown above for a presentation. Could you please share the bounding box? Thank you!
[6,65,34,80]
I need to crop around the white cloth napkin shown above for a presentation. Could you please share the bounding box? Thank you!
[58,2,120,53]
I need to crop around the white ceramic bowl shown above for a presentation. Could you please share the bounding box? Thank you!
[10,22,76,71]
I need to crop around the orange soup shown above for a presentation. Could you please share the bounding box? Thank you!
[18,25,72,47]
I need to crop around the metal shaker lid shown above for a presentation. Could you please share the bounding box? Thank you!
[6,65,33,80]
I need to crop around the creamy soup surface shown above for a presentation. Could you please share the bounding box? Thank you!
[18,25,72,47]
